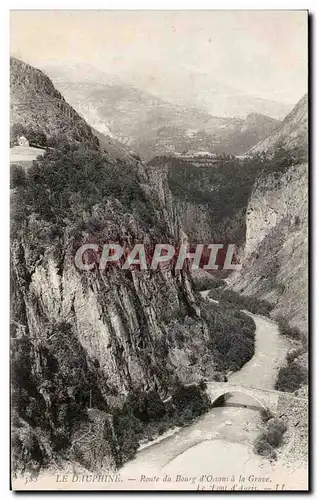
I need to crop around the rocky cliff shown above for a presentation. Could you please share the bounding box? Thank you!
[229,162,308,332]
[228,94,308,334]
[228,95,308,473]
[249,94,308,157]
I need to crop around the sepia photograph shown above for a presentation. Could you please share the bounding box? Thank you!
[9,9,308,491]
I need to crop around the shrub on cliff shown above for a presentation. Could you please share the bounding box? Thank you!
[172,384,210,420]
[112,388,170,463]
[10,165,27,189]
[275,362,308,393]
[266,418,287,447]
[268,417,287,434]
[124,390,166,424]
[276,316,307,347]
[265,146,294,176]
[253,146,306,180]
[253,434,277,460]
[192,276,226,292]
[253,417,287,460]
[286,346,306,364]
[260,407,274,423]
[12,141,157,231]
[27,128,47,147]
[112,409,143,463]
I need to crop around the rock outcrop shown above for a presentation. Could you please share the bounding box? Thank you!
[229,94,308,333]
[249,94,308,156]
[229,163,308,332]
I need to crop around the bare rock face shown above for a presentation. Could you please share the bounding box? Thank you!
[10,56,213,399]
[249,94,308,156]
[11,190,219,472]
[229,163,308,333]
[11,201,215,399]
[230,94,308,334]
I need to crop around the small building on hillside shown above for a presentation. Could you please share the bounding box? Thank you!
[18,136,29,147]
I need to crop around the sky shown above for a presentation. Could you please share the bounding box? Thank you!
[10,10,308,105]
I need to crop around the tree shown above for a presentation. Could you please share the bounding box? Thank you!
[10,165,26,189]
[10,123,27,146]
[28,129,47,147]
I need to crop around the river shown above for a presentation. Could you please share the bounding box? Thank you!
[119,291,299,490]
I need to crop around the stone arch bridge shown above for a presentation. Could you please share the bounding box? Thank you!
[206,382,306,414]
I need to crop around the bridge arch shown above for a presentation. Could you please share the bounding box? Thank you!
[206,383,279,414]
[210,390,268,411]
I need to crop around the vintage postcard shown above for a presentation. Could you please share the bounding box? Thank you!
[10,10,308,491]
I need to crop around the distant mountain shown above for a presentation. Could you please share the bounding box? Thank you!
[115,62,292,120]
[39,62,281,160]
[249,94,308,156]
[214,112,280,156]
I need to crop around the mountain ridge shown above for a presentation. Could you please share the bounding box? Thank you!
[39,59,292,119]
[112,61,293,119]
[38,63,282,160]
[248,94,308,156]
